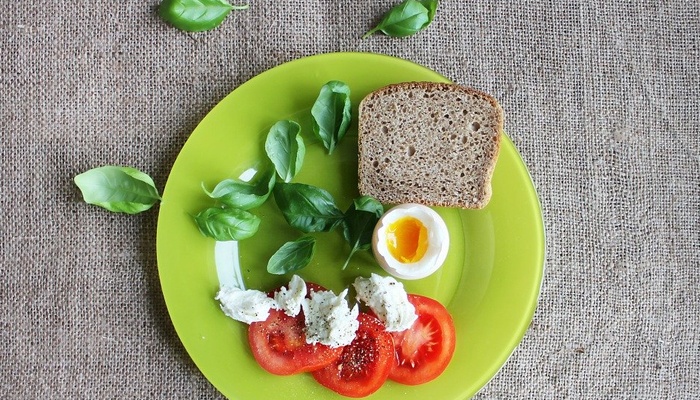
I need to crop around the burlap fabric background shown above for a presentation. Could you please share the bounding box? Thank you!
[1,1,698,398]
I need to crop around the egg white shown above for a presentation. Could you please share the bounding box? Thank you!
[372,204,450,280]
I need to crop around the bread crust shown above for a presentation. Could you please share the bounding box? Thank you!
[357,82,503,209]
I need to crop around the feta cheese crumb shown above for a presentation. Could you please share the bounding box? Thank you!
[274,275,307,317]
[301,289,359,348]
[353,273,417,332]
[216,286,277,324]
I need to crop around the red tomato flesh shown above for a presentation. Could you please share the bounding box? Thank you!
[388,294,456,385]
[312,313,395,398]
[248,282,341,375]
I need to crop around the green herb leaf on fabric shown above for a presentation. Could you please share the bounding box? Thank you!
[74,166,161,214]
[311,81,352,155]
[362,0,438,39]
[341,196,384,270]
[420,0,439,23]
[202,168,276,210]
[267,236,317,275]
[265,120,305,183]
[158,0,249,32]
[272,183,344,233]
[193,207,260,241]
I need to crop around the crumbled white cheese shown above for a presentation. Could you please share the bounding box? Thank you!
[216,286,278,324]
[274,275,307,317]
[353,273,417,332]
[301,289,359,348]
[216,273,414,348]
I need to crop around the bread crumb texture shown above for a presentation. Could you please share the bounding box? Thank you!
[358,82,503,209]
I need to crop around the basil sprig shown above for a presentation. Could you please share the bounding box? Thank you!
[158,0,249,32]
[203,168,275,210]
[362,0,438,39]
[265,120,305,183]
[341,196,384,270]
[273,183,344,233]
[311,81,352,155]
[267,236,317,275]
[74,166,161,214]
[194,207,260,241]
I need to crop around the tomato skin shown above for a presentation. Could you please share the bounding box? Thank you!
[312,313,395,398]
[249,282,340,375]
[388,294,456,385]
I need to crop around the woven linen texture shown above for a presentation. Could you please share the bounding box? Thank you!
[1,1,698,398]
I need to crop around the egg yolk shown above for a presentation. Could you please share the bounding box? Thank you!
[386,217,429,263]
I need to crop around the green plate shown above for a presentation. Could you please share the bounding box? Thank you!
[157,52,544,399]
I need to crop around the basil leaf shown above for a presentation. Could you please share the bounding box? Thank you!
[273,183,344,233]
[265,120,305,183]
[351,196,384,218]
[267,236,317,275]
[158,0,249,32]
[420,0,439,23]
[341,196,385,270]
[202,168,275,210]
[362,0,438,39]
[193,207,260,241]
[311,81,352,155]
[74,166,161,214]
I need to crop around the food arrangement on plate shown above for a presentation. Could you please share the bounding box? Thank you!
[192,80,504,397]
[72,52,543,400]
[134,50,548,400]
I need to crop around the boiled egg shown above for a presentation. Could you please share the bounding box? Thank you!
[372,204,449,280]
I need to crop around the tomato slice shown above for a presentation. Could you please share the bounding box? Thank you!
[388,294,456,385]
[248,308,343,375]
[249,282,341,375]
[312,313,395,398]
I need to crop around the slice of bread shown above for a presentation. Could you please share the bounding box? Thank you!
[357,82,503,209]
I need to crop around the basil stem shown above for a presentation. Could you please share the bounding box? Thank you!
[311,81,352,155]
[193,207,260,241]
[158,0,249,32]
[272,183,344,233]
[362,0,438,39]
[74,166,161,214]
[267,236,317,275]
[265,120,305,183]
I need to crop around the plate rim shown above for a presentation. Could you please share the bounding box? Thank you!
[156,51,545,399]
